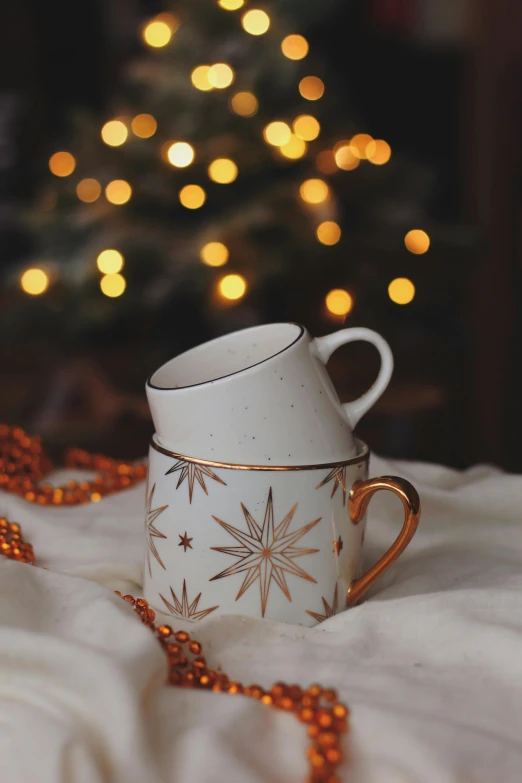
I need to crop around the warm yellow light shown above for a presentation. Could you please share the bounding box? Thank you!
[241,9,270,35]
[97,249,124,275]
[279,134,307,159]
[131,114,157,138]
[191,65,213,91]
[404,229,430,255]
[49,151,75,177]
[219,273,247,300]
[281,34,309,60]
[316,150,337,174]
[208,63,235,89]
[200,242,229,267]
[100,273,126,298]
[208,158,238,184]
[388,277,415,305]
[179,185,206,209]
[334,144,360,171]
[101,120,128,147]
[298,76,324,101]
[316,221,341,246]
[20,268,49,296]
[76,178,101,203]
[299,178,329,205]
[325,289,353,316]
[142,19,173,48]
[263,121,292,147]
[218,0,244,9]
[350,133,374,159]
[293,115,320,141]
[105,180,132,205]
[230,91,258,117]
[167,142,195,168]
[366,139,391,165]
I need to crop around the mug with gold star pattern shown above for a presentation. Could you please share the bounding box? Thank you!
[143,438,420,626]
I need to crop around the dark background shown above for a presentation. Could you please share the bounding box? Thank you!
[1,0,521,469]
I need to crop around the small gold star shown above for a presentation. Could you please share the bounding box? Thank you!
[178,531,193,552]
[333,536,343,555]
[316,466,348,505]
[166,459,226,503]
[306,584,339,623]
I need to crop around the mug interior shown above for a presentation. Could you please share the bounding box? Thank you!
[149,323,304,390]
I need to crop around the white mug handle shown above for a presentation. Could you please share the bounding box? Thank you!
[312,328,394,428]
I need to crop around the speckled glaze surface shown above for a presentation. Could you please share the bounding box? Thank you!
[146,323,393,466]
[143,438,370,626]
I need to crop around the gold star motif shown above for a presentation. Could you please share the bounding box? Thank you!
[210,487,321,617]
[306,584,339,623]
[145,483,168,577]
[166,459,226,503]
[160,579,218,622]
[316,466,348,505]
[333,536,343,555]
[178,531,193,552]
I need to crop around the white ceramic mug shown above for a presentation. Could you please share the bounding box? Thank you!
[147,323,393,465]
[143,439,420,625]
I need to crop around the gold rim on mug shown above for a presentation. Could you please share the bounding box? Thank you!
[150,436,370,471]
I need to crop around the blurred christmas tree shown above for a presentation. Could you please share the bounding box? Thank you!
[5,0,445,355]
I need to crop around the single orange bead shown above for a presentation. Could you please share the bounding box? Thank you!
[199,674,211,687]
[228,682,243,694]
[278,696,294,711]
[157,624,173,638]
[192,656,206,669]
[135,598,148,609]
[332,703,348,718]
[298,707,315,723]
[317,731,337,748]
[317,712,334,729]
[174,631,189,643]
[261,694,273,706]
[188,641,201,654]
[124,594,136,604]
[307,725,320,739]
[325,748,342,765]
[307,684,322,697]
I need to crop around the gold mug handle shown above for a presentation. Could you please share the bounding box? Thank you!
[346,476,421,607]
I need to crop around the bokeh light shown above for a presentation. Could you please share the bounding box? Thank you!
[218,0,244,8]
[76,178,101,203]
[97,249,124,275]
[366,139,391,165]
[298,76,324,101]
[167,142,195,168]
[388,277,415,304]
[179,185,206,209]
[105,180,132,205]
[191,65,213,91]
[293,115,320,141]
[100,273,126,298]
[350,133,374,159]
[299,178,329,204]
[241,9,270,35]
[334,144,360,171]
[230,91,258,117]
[131,114,157,138]
[101,120,128,147]
[208,158,238,184]
[316,150,337,174]
[20,268,49,296]
[49,151,75,177]
[219,273,247,300]
[200,242,229,267]
[279,135,307,159]
[142,19,173,48]
[316,221,341,246]
[325,289,353,316]
[208,63,235,89]
[404,229,430,255]
[263,121,292,146]
[281,34,309,60]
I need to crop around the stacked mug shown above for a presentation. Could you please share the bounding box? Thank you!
[144,323,420,626]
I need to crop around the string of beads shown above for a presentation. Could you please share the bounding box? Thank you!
[0,423,349,782]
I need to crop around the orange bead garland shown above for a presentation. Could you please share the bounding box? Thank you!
[0,423,350,782]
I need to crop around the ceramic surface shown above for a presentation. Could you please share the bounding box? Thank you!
[144,438,374,627]
[146,323,393,466]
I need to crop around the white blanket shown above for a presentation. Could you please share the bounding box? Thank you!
[1,454,522,783]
